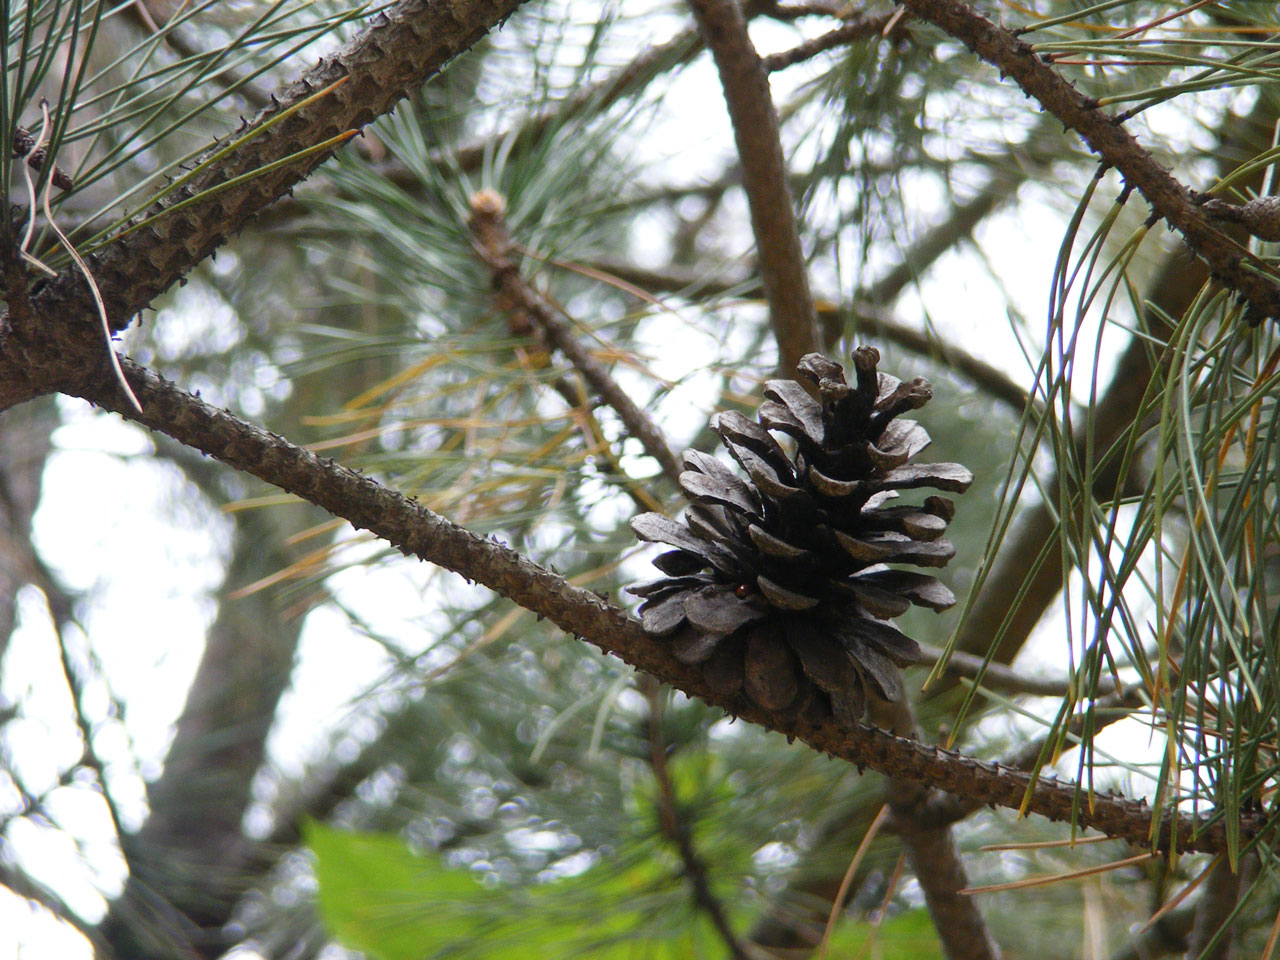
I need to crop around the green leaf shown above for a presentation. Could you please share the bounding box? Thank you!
[308,820,482,960]
[306,820,739,959]
[823,908,946,959]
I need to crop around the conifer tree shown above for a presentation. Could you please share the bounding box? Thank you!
[1,2,1278,958]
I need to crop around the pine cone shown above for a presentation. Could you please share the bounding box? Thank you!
[628,346,972,728]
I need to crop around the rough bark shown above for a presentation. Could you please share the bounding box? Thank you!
[0,0,527,411]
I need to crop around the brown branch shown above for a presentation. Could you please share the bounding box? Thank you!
[105,504,318,958]
[1,0,530,412]
[56,357,1260,856]
[916,642,1119,699]
[561,255,1032,417]
[553,376,668,515]
[767,1,853,20]
[912,687,1147,830]
[848,308,1030,415]
[467,190,683,486]
[896,0,1280,323]
[762,11,901,72]
[244,9,756,235]
[863,169,1036,308]
[766,2,850,20]
[120,2,273,111]
[687,0,820,375]
[451,22,707,176]
[895,820,1002,960]
[642,679,751,960]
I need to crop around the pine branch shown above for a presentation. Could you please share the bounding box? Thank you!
[915,642,1118,699]
[0,0,528,411]
[896,0,1280,323]
[52,355,1262,856]
[894,822,1002,960]
[761,9,900,72]
[467,190,682,485]
[560,256,1031,416]
[766,2,852,20]
[911,687,1146,830]
[687,0,820,375]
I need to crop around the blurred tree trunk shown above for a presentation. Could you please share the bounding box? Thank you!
[100,495,320,959]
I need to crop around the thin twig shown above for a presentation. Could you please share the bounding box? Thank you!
[767,2,850,20]
[915,641,1119,698]
[556,255,1033,417]
[959,851,1157,895]
[762,11,901,72]
[876,697,1002,960]
[687,0,820,374]
[850,307,1031,415]
[467,190,683,486]
[642,678,752,960]
[863,167,1042,307]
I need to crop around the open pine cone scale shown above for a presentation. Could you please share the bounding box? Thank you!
[629,346,972,729]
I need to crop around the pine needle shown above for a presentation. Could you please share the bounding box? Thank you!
[35,100,143,413]
[960,852,1157,895]
[818,804,889,959]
